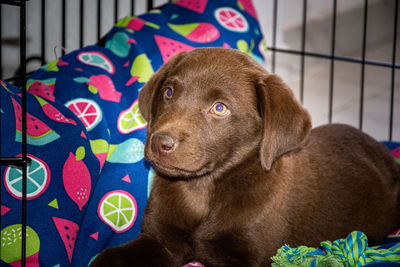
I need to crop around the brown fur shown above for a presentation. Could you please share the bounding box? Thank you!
[91,48,400,267]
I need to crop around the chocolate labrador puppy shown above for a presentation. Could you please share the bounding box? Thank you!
[91,48,400,266]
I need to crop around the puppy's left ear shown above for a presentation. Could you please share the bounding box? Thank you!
[257,74,311,171]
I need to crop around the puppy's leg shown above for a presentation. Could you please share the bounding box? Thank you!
[195,232,267,267]
[90,235,176,267]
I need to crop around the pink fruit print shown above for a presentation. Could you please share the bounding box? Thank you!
[35,96,77,125]
[87,75,122,103]
[27,79,56,102]
[237,0,258,19]
[11,96,60,146]
[154,35,194,63]
[126,17,159,30]
[214,7,249,33]
[65,98,102,131]
[63,146,91,211]
[52,217,79,263]
[173,0,208,14]
[168,23,220,43]
[392,147,400,164]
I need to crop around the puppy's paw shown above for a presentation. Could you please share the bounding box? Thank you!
[90,237,175,267]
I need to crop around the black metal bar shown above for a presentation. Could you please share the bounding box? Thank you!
[114,0,118,23]
[267,47,400,69]
[41,0,45,64]
[79,0,84,48]
[147,0,153,11]
[97,0,101,41]
[389,0,398,141]
[300,0,307,104]
[3,71,34,83]
[0,157,31,166]
[19,1,27,266]
[271,0,278,73]
[62,0,66,56]
[0,0,30,7]
[328,0,337,124]
[359,0,368,131]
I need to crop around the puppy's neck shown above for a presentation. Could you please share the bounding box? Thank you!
[171,150,268,222]
[177,175,215,222]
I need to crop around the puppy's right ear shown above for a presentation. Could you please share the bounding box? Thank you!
[257,74,312,171]
[139,52,187,123]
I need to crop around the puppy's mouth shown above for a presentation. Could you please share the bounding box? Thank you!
[150,158,213,179]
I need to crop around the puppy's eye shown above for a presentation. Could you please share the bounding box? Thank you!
[211,102,229,117]
[163,87,173,101]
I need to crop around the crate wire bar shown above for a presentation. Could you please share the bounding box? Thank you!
[267,0,398,140]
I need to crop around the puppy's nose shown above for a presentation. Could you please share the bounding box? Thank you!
[151,133,176,155]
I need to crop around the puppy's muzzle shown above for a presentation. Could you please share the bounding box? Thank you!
[151,132,177,156]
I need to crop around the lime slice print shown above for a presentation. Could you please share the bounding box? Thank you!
[4,154,50,200]
[65,98,102,131]
[1,224,40,265]
[98,190,137,233]
[117,99,147,134]
[214,7,249,32]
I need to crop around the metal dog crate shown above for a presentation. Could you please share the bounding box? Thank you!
[0,0,398,266]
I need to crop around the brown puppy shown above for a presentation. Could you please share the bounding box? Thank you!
[91,48,400,267]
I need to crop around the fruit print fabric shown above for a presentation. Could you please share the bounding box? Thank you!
[1,82,100,267]
[1,0,266,266]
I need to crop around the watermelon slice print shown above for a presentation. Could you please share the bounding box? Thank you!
[62,147,91,211]
[65,98,102,131]
[4,153,50,200]
[154,35,194,63]
[168,23,220,43]
[215,7,249,33]
[173,0,208,14]
[77,51,115,74]
[27,78,56,102]
[11,96,60,146]
[52,217,79,263]
[35,96,77,125]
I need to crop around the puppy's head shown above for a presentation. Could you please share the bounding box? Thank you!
[139,48,311,178]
